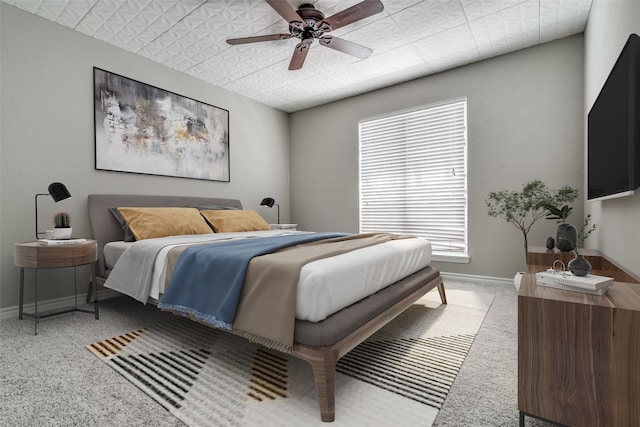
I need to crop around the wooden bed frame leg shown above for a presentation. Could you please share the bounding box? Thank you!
[308,352,338,422]
[437,282,447,304]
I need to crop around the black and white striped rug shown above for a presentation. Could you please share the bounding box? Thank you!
[87,289,493,427]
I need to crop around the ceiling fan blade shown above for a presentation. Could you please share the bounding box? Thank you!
[319,36,372,59]
[266,0,303,23]
[226,34,291,45]
[321,0,384,31]
[288,43,310,70]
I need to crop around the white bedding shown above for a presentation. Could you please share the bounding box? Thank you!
[104,231,432,322]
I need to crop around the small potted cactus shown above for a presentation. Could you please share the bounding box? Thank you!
[52,212,72,239]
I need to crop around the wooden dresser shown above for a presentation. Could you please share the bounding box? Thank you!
[518,247,640,426]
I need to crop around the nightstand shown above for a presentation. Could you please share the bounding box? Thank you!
[270,223,298,231]
[14,240,99,334]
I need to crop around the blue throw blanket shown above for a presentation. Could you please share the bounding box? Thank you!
[157,232,347,329]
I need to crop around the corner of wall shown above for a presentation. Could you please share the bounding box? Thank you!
[583,0,640,276]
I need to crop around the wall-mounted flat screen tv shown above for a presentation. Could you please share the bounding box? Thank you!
[588,33,640,201]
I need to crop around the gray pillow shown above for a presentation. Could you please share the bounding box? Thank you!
[109,207,136,242]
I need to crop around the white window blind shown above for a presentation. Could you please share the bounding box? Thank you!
[359,98,468,258]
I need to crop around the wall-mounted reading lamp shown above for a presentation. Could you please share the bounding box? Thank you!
[35,182,71,239]
[259,197,279,224]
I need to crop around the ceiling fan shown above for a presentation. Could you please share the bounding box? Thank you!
[226,0,385,70]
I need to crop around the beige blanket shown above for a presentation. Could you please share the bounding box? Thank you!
[163,233,410,352]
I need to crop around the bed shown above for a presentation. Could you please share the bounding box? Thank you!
[87,194,446,422]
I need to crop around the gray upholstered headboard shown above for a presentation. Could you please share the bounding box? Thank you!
[87,194,243,278]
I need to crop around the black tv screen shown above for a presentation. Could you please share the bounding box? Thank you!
[588,33,640,201]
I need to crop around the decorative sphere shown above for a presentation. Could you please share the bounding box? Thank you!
[546,237,555,249]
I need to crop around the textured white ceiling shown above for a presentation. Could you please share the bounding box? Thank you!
[3,0,592,112]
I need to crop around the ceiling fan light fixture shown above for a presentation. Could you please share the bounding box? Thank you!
[318,22,332,33]
[289,21,304,35]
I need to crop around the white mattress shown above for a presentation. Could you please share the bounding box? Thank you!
[104,240,131,270]
[104,233,432,322]
[296,238,431,321]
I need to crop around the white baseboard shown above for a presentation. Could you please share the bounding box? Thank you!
[0,288,120,321]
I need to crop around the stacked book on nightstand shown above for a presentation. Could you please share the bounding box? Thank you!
[535,270,614,295]
[38,238,87,245]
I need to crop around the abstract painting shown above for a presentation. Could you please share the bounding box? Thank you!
[93,68,229,182]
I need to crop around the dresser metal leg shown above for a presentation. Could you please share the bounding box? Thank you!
[92,262,99,319]
[34,269,39,335]
[19,268,24,320]
[73,266,78,311]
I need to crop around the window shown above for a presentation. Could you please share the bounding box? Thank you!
[359,98,468,261]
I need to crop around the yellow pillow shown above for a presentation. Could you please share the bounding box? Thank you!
[117,207,213,240]
[200,209,270,232]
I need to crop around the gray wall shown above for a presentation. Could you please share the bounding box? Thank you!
[0,4,289,309]
[584,1,640,278]
[290,35,585,279]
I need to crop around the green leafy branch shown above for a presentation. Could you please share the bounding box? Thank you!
[543,204,573,222]
[486,180,578,263]
[575,214,597,255]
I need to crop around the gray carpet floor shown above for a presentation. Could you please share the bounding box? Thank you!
[0,278,552,426]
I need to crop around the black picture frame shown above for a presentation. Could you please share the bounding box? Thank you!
[93,67,230,182]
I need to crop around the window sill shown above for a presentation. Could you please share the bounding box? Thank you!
[432,253,470,264]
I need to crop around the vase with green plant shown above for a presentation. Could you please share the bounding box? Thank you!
[486,180,578,264]
[543,203,577,252]
[568,214,597,276]
[52,212,72,239]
